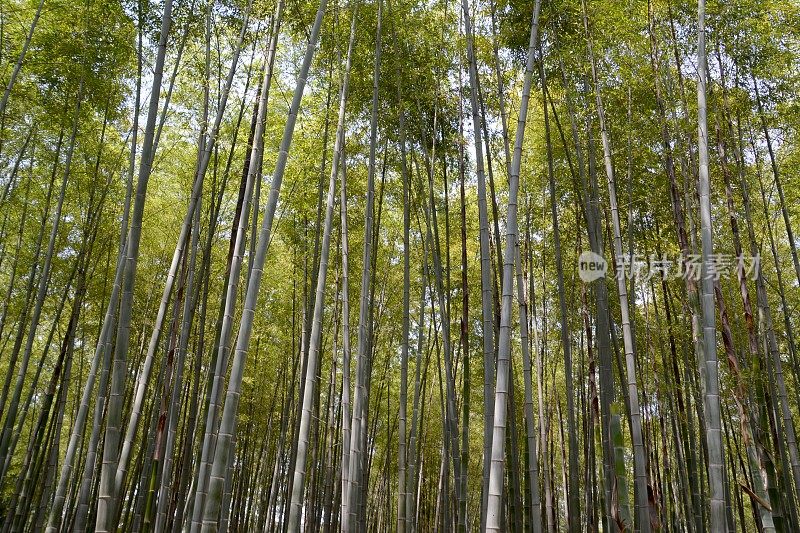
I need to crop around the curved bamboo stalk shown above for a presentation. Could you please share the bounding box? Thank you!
[484,1,540,529]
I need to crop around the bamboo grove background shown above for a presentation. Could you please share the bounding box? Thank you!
[0,0,798,529]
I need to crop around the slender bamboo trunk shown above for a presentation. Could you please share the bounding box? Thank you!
[581,2,651,529]
[696,0,727,527]
[406,245,428,533]
[0,0,44,159]
[347,4,382,529]
[339,137,353,533]
[0,125,59,422]
[118,5,254,509]
[394,17,410,532]
[538,43,581,533]
[751,135,800,510]
[96,1,173,526]
[190,6,283,525]
[484,2,540,529]
[454,3,496,528]
[0,80,84,484]
[199,3,327,528]
[287,15,355,529]
[33,118,127,531]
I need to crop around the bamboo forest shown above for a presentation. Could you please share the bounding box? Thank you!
[1,0,800,528]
